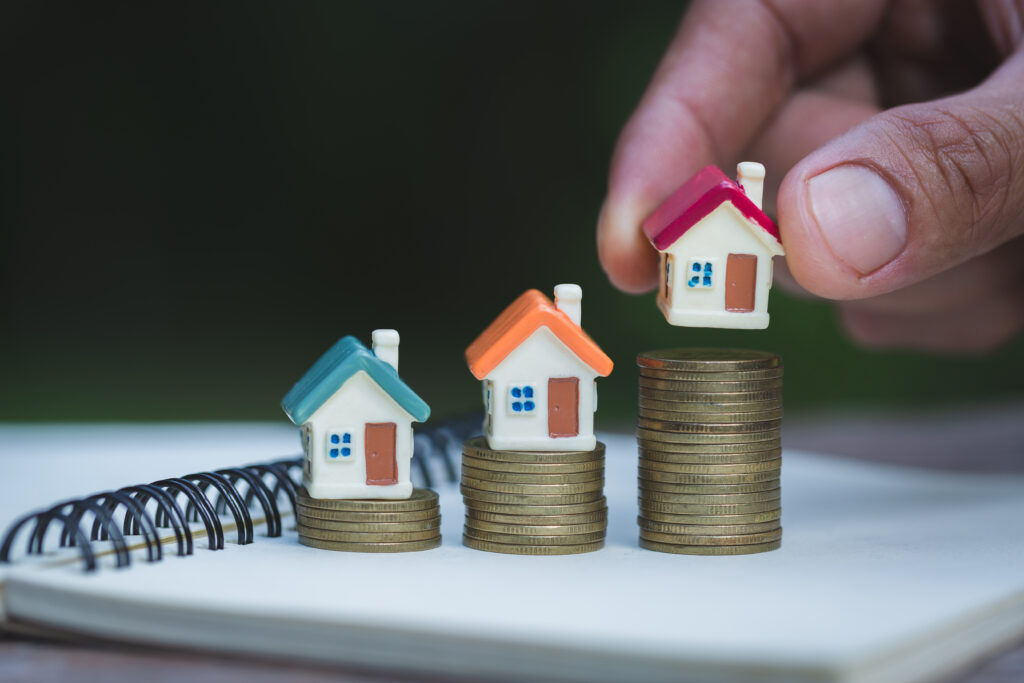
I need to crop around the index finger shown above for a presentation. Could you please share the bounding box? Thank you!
[597,0,888,293]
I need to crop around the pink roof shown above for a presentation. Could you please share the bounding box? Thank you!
[641,166,780,251]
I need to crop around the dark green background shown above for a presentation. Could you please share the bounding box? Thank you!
[1,1,1021,425]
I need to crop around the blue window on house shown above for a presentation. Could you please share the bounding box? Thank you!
[327,431,354,459]
[509,385,537,414]
[687,260,714,289]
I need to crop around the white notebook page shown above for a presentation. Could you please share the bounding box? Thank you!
[1,425,1023,683]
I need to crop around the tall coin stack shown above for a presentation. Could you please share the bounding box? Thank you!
[461,437,608,555]
[296,488,442,552]
[636,349,783,555]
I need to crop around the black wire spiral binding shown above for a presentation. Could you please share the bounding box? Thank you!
[411,413,480,488]
[0,416,479,572]
[0,456,303,572]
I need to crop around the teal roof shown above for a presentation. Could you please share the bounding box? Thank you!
[281,336,430,426]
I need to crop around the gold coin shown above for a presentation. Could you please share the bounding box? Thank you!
[463,436,605,464]
[638,457,781,474]
[638,449,782,465]
[637,413,785,427]
[461,454,605,474]
[295,515,441,533]
[639,509,782,525]
[464,518,607,536]
[638,517,780,535]
[640,488,780,504]
[461,485,604,505]
[297,523,440,543]
[639,538,781,555]
[463,535,603,555]
[638,397,782,414]
[638,377,783,392]
[461,465,603,485]
[640,499,781,515]
[634,475,778,491]
[295,504,440,523]
[462,497,608,516]
[636,428,781,444]
[638,479,778,494]
[637,440,781,455]
[460,475,604,495]
[638,408,784,423]
[639,368,784,382]
[299,535,442,553]
[637,467,779,485]
[463,527,605,546]
[637,418,782,434]
[296,487,438,512]
[639,528,782,546]
[639,388,782,403]
[465,508,608,526]
[637,348,781,372]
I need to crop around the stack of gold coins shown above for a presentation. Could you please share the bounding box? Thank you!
[296,487,441,552]
[461,436,607,555]
[636,349,783,555]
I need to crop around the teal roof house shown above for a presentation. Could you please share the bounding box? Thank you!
[282,330,430,500]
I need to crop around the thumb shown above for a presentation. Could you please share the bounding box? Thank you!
[777,56,1024,301]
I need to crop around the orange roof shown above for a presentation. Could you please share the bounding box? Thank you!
[466,289,614,380]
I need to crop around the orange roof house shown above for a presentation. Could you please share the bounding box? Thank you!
[466,289,614,380]
[465,284,612,452]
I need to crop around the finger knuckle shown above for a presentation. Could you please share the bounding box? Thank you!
[885,104,1023,247]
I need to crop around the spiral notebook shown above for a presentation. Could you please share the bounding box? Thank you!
[1,423,1024,683]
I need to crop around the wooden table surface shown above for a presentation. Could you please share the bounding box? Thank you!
[2,405,1023,682]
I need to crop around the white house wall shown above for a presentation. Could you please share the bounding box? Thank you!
[303,370,415,499]
[661,203,777,329]
[484,326,598,452]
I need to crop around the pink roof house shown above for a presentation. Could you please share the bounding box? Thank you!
[642,162,785,330]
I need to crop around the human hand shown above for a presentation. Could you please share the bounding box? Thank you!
[597,0,1024,353]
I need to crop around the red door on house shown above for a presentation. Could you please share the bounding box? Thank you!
[548,378,579,438]
[364,422,398,485]
[726,253,757,312]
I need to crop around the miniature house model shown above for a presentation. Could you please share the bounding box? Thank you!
[281,330,430,500]
[642,162,785,329]
[466,284,613,452]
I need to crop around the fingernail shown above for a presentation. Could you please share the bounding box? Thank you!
[807,165,907,275]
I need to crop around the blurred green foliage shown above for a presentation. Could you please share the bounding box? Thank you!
[0,1,1021,424]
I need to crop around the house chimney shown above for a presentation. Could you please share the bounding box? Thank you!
[554,284,582,327]
[736,161,765,210]
[371,329,400,372]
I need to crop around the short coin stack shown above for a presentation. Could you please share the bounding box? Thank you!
[461,436,607,555]
[296,487,442,552]
[636,348,783,555]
